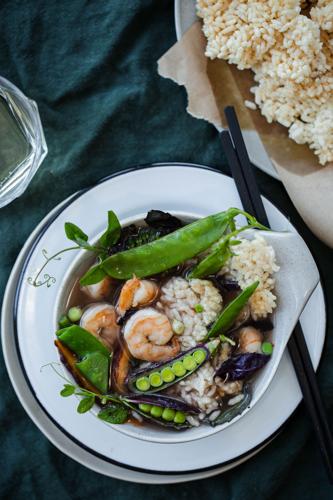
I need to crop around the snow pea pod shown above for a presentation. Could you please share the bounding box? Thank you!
[76,352,110,394]
[205,281,259,339]
[101,209,241,279]
[57,325,110,357]
[188,238,232,279]
[189,222,266,279]
[57,325,111,393]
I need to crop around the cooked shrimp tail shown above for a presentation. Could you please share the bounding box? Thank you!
[81,271,112,300]
[117,276,158,316]
[80,303,120,350]
[123,308,180,362]
[238,326,263,353]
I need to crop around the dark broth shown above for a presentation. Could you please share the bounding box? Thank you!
[59,218,274,429]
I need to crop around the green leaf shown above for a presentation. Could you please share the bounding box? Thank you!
[80,263,107,286]
[77,396,95,414]
[98,403,129,424]
[65,222,88,244]
[99,211,121,248]
[60,384,75,397]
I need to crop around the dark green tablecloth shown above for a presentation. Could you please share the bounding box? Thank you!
[0,1,332,498]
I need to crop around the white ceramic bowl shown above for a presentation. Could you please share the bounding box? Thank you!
[55,214,319,444]
[14,165,320,447]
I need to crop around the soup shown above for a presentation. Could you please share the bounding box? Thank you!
[55,209,277,430]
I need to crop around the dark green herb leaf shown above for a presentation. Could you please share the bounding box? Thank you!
[77,396,95,414]
[65,222,89,244]
[60,384,75,397]
[98,403,129,424]
[99,211,121,249]
[80,263,107,286]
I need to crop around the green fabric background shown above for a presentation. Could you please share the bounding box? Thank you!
[0,0,332,498]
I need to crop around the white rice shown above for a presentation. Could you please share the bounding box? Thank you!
[178,361,243,414]
[244,99,257,110]
[197,0,333,165]
[227,234,279,319]
[158,277,223,348]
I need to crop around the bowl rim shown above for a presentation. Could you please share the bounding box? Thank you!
[11,162,327,473]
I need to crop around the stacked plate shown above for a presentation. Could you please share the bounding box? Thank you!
[1,164,326,482]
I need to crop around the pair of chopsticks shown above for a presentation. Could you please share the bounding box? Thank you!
[221,106,333,483]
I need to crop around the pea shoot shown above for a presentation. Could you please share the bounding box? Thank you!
[220,334,236,347]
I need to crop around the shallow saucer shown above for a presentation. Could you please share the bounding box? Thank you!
[9,164,326,472]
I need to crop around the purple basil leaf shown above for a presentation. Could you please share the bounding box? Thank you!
[215,352,271,381]
[213,277,241,292]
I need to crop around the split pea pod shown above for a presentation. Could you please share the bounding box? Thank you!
[101,209,243,279]
[127,339,219,394]
[205,281,259,340]
[120,394,200,429]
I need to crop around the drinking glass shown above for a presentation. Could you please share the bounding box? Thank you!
[0,76,47,208]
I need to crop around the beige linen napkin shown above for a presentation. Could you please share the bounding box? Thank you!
[158,22,333,248]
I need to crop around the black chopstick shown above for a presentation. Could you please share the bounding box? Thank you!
[224,107,269,227]
[223,106,333,446]
[221,107,333,482]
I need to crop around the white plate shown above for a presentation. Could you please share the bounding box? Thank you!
[174,0,279,180]
[11,164,326,473]
[2,192,271,483]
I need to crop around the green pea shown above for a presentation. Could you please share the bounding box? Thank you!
[262,341,273,355]
[135,377,150,392]
[174,411,186,424]
[194,304,204,313]
[183,356,197,371]
[150,405,163,418]
[171,361,186,377]
[162,408,176,422]
[58,314,71,329]
[193,349,206,364]
[149,372,163,387]
[138,403,152,413]
[68,306,83,323]
[161,367,175,383]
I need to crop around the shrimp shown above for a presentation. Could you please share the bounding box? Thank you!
[238,326,263,353]
[81,273,112,301]
[123,307,180,362]
[117,276,158,317]
[80,303,120,350]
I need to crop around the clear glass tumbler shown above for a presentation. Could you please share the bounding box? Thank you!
[0,76,47,208]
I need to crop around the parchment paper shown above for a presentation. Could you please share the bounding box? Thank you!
[158,22,333,248]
